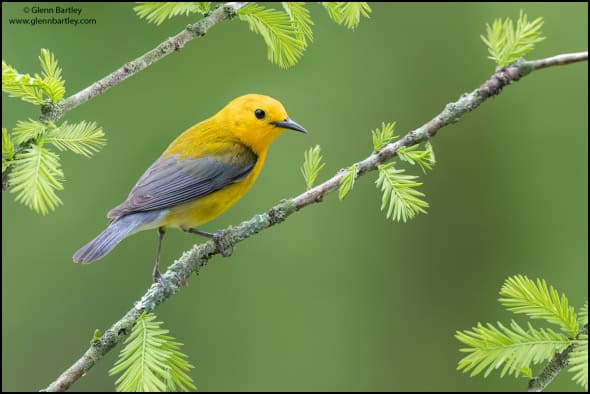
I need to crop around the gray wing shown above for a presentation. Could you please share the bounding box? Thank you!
[108,146,257,220]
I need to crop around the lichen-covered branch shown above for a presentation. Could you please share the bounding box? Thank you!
[525,324,588,392]
[39,2,247,124]
[41,51,588,392]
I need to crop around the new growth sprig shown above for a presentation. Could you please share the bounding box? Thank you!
[2,49,65,104]
[2,49,106,214]
[109,313,196,392]
[338,164,358,200]
[481,10,545,66]
[301,144,325,190]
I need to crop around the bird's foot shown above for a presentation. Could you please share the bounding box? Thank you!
[185,227,234,257]
[213,230,233,257]
[153,269,166,286]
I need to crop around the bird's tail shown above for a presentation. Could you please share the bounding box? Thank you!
[73,211,162,264]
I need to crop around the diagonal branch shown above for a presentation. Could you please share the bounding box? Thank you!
[41,51,588,392]
[40,2,247,124]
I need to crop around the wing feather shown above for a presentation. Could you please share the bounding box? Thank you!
[108,144,257,220]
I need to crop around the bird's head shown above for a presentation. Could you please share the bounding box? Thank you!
[218,94,307,154]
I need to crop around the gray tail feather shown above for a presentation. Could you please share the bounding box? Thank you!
[73,212,160,264]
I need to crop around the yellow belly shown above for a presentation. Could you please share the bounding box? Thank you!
[159,157,264,230]
[160,182,245,228]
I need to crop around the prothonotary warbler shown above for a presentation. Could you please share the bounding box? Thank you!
[73,94,307,281]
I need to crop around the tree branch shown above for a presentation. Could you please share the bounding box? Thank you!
[39,2,247,124]
[41,51,588,392]
[529,51,588,70]
[525,324,588,392]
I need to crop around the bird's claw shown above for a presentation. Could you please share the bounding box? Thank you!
[213,231,233,257]
[153,270,166,286]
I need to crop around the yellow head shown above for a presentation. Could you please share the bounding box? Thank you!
[215,94,308,154]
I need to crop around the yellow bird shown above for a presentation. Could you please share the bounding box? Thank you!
[73,94,307,281]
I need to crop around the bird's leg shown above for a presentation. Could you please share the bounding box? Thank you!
[184,228,233,257]
[153,227,166,284]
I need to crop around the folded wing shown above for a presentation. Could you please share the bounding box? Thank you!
[108,143,257,220]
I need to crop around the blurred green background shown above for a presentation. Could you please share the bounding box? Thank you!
[2,2,588,392]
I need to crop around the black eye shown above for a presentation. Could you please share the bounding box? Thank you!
[254,109,265,120]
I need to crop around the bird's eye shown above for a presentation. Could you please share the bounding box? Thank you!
[254,109,265,120]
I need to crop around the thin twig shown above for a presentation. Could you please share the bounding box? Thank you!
[530,51,588,70]
[41,51,588,392]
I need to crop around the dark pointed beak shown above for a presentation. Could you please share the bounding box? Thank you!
[271,117,308,134]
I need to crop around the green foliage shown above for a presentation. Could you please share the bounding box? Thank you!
[9,144,64,215]
[569,335,588,390]
[4,119,106,214]
[375,163,428,222]
[12,119,50,146]
[456,320,570,378]
[2,128,15,172]
[397,142,436,173]
[371,121,397,152]
[580,302,588,326]
[322,2,372,29]
[301,145,325,190]
[338,164,358,200]
[282,2,313,45]
[238,4,306,69]
[39,48,62,81]
[109,313,196,392]
[481,11,545,66]
[2,49,65,104]
[194,2,211,14]
[457,275,588,390]
[500,275,578,337]
[44,121,106,157]
[134,2,209,25]
[38,48,65,102]
[133,3,370,68]
[2,61,44,104]
[92,329,101,344]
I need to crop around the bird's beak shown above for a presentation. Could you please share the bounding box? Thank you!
[271,117,308,134]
